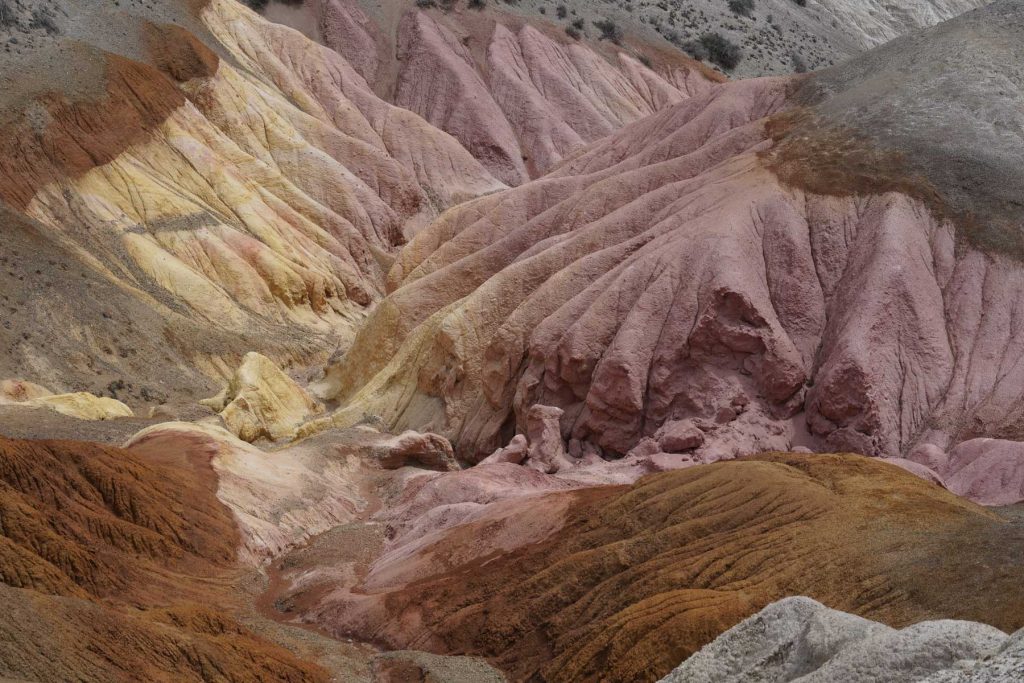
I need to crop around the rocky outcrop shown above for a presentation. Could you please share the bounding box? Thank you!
[0,379,52,404]
[202,352,321,442]
[365,429,459,471]
[23,392,134,420]
[270,453,1024,682]
[1,379,133,420]
[908,439,1024,506]
[661,596,1023,683]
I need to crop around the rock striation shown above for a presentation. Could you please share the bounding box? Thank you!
[0,0,503,411]
[259,0,720,183]
[310,2,1024,509]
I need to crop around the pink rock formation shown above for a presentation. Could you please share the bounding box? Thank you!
[370,429,460,471]
[480,433,528,465]
[524,404,575,473]
[313,2,1024,509]
[269,0,719,182]
[907,439,1024,506]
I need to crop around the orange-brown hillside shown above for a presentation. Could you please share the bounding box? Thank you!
[0,436,327,682]
[291,454,1024,682]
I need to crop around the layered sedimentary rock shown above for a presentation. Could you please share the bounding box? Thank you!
[268,453,1024,682]
[310,2,1024,508]
[662,596,1024,683]
[0,0,502,410]
[125,420,460,561]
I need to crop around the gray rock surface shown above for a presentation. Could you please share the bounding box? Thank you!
[660,597,1020,683]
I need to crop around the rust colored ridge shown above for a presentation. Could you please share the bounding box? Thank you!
[0,584,329,683]
[145,22,220,83]
[310,454,1024,682]
[0,52,186,211]
[0,435,237,602]
[0,435,329,682]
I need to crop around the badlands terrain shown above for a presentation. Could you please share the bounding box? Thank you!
[1,0,1024,681]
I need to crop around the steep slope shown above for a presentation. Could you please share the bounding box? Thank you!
[309,1,1024,505]
[0,435,329,682]
[662,596,1024,683]
[0,0,503,411]
[266,453,1024,682]
[260,0,721,184]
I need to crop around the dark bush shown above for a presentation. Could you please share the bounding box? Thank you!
[593,18,623,44]
[728,0,755,17]
[469,0,486,8]
[556,4,567,18]
[29,7,59,34]
[244,0,305,10]
[699,32,742,69]
[790,51,807,73]
[565,25,581,39]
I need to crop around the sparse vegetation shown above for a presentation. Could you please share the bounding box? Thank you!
[565,25,581,40]
[556,4,567,19]
[469,0,486,8]
[593,18,623,44]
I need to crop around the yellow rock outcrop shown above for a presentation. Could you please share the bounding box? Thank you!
[202,352,322,442]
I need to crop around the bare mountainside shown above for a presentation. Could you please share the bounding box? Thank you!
[3,2,1024,682]
[0,0,719,415]
[312,0,1024,506]
[258,0,722,184]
